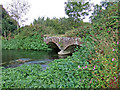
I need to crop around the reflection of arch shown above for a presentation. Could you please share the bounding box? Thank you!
[47,42,61,51]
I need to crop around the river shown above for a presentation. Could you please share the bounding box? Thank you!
[1,50,71,69]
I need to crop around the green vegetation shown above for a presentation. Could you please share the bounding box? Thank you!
[2,35,51,51]
[2,11,90,50]
[1,1,119,88]
[64,23,91,37]
[65,1,91,22]
[2,24,53,50]
[32,17,86,34]
[2,64,43,88]
[1,5,17,39]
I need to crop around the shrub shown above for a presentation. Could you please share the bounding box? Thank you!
[2,35,51,51]
[64,25,92,38]
[2,64,42,88]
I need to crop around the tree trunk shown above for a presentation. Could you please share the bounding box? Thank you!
[17,24,19,29]
[8,31,11,40]
[4,31,6,39]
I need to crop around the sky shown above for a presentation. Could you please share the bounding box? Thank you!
[0,0,101,26]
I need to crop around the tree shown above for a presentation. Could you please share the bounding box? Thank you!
[7,0,30,29]
[1,5,17,39]
[65,0,91,22]
[0,5,2,35]
[89,4,102,23]
[89,2,118,24]
[100,1,118,9]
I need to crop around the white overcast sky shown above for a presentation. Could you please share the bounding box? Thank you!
[0,0,101,26]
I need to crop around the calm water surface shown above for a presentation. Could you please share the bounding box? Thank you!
[2,50,70,69]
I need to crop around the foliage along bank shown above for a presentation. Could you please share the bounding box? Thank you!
[2,24,53,51]
[1,5,17,38]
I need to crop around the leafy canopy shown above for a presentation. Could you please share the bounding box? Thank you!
[1,5,17,37]
[65,0,91,22]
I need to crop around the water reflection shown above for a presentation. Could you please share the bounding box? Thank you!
[2,50,58,63]
[58,54,72,59]
[2,50,71,68]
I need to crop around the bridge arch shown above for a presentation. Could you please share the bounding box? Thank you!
[64,44,81,53]
[46,42,61,51]
[64,44,81,51]
[43,36,83,55]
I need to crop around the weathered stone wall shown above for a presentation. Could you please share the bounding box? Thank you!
[43,36,83,52]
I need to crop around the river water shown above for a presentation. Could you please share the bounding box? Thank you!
[2,50,71,69]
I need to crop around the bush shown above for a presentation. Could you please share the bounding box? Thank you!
[2,64,42,88]
[87,2,119,88]
[2,35,51,51]
[64,25,92,38]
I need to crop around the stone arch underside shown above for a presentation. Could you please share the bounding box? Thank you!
[64,44,81,50]
[46,42,61,51]
[64,44,81,53]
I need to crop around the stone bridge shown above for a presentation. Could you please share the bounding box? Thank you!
[43,36,83,55]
